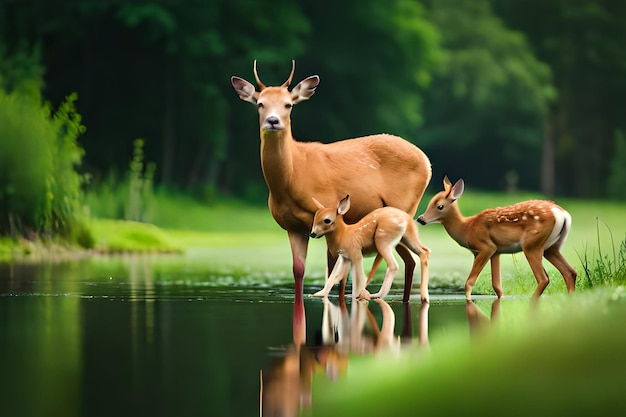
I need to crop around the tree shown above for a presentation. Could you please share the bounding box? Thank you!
[417,0,555,192]
[495,0,626,197]
[1,0,439,201]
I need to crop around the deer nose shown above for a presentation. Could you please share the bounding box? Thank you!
[417,217,426,225]
[266,116,280,127]
[309,232,317,238]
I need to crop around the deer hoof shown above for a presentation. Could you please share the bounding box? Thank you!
[356,289,372,300]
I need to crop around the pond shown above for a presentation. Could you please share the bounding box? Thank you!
[0,254,487,417]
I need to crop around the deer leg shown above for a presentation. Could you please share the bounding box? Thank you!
[465,250,493,301]
[490,254,503,298]
[288,231,309,346]
[396,245,416,302]
[417,302,429,348]
[466,300,490,337]
[523,248,550,298]
[352,257,371,300]
[403,236,431,303]
[375,298,397,351]
[416,247,430,303]
[490,297,501,322]
[544,248,577,293]
[312,256,350,298]
[327,249,347,297]
[401,301,413,340]
[325,249,335,280]
[368,246,399,299]
[366,254,383,287]
[350,299,369,353]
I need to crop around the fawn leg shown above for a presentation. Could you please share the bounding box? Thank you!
[544,248,577,293]
[490,254,503,298]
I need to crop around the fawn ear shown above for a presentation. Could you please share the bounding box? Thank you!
[312,197,325,210]
[443,176,452,192]
[337,194,350,216]
[451,179,465,201]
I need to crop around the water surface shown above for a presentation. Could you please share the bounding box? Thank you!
[0,256,475,417]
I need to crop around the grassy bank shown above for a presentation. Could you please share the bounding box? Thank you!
[1,189,625,296]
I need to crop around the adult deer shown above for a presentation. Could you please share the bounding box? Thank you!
[231,61,431,342]
[417,176,577,301]
[309,195,430,302]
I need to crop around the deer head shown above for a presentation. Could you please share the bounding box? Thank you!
[417,176,464,225]
[231,60,320,133]
[309,195,350,239]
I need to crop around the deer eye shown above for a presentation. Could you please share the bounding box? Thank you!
[324,218,331,224]
[437,204,444,210]
[285,103,293,109]
[257,102,264,109]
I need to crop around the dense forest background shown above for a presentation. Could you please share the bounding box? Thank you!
[2,0,626,207]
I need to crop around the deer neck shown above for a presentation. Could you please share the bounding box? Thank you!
[259,129,297,193]
[441,204,472,248]
[326,219,348,254]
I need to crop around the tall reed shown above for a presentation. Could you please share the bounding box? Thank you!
[577,218,626,288]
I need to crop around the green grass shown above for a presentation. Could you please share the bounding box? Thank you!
[83,189,626,294]
[307,288,626,416]
[5,188,626,296]
[89,219,182,253]
[148,190,279,232]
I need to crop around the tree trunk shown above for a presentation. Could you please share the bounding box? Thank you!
[541,113,555,197]
[161,61,176,185]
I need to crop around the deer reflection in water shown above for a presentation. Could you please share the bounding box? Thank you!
[465,298,501,338]
[260,298,429,416]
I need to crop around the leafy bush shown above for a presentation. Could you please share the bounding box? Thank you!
[0,87,90,245]
[0,90,51,233]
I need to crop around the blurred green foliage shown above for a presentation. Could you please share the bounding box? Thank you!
[1,0,626,239]
[85,139,156,223]
[420,0,556,190]
[607,130,626,200]
[310,290,626,416]
[0,79,91,245]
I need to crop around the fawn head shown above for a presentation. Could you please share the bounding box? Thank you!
[417,176,464,225]
[231,60,320,133]
[309,195,351,238]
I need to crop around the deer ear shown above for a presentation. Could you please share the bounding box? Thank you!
[311,197,325,210]
[231,76,258,104]
[337,194,350,216]
[451,179,465,201]
[291,75,319,104]
[443,175,452,192]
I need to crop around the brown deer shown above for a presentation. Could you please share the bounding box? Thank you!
[417,176,577,301]
[309,195,430,302]
[231,61,431,342]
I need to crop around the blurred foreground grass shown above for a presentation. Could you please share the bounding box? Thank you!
[307,288,626,416]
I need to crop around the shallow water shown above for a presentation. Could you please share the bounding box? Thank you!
[0,255,479,417]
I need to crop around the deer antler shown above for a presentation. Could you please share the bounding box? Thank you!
[253,60,266,90]
[281,60,296,87]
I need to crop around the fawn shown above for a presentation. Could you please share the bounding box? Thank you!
[309,195,430,302]
[417,176,577,301]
